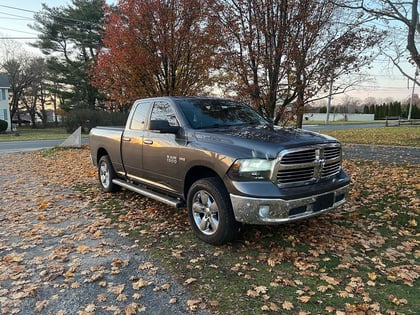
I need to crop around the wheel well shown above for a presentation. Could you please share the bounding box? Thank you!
[96,148,108,164]
[184,166,222,199]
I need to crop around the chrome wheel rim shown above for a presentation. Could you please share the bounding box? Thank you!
[99,161,110,188]
[192,190,219,235]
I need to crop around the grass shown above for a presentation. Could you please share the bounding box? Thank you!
[84,159,419,314]
[0,126,70,141]
[318,126,420,147]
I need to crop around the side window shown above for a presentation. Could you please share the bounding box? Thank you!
[150,101,179,126]
[130,102,151,130]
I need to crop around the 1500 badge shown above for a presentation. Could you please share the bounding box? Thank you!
[166,155,177,164]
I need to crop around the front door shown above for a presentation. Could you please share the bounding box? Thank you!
[142,100,182,193]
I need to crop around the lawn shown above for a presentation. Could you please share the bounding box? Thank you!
[318,126,420,147]
[88,158,419,314]
[0,126,70,141]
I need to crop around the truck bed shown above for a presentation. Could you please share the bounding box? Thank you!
[89,126,124,172]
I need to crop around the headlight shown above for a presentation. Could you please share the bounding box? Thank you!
[228,159,274,181]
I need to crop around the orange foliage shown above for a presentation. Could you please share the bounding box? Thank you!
[91,0,222,109]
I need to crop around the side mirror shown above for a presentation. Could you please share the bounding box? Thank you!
[149,120,180,134]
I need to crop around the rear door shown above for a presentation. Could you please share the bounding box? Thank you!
[121,100,152,180]
[142,100,182,193]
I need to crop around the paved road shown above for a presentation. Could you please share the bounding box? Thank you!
[0,139,65,153]
[0,138,89,154]
[342,144,419,164]
[303,123,386,131]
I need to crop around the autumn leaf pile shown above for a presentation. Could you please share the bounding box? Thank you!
[1,147,419,314]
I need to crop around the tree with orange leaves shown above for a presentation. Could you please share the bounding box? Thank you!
[91,0,222,109]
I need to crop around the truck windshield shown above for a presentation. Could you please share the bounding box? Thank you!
[176,99,269,129]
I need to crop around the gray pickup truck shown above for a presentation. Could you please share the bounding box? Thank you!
[89,97,350,245]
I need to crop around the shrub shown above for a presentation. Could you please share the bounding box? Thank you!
[62,109,128,133]
[0,119,8,133]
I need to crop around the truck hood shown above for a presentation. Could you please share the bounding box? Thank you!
[190,125,338,159]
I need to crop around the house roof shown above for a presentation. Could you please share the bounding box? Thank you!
[0,75,10,88]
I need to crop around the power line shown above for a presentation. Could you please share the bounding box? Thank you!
[0,4,36,14]
[0,4,100,26]
[0,11,34,20]
[0,27,37,35]
[0,37,37,39]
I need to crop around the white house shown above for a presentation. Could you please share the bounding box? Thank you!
[0,75,11,132]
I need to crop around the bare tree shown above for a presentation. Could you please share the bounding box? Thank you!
[0,41,52,127]
[0,53,39,126]
[20,58,50,127]
[342,0,420,83]
[218,0,383,127]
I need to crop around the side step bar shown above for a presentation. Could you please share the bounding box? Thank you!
[112,179,184,208]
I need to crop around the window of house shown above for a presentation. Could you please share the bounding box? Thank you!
[0,89,6,100]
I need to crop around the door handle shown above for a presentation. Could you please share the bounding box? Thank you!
[144,139,153,145]
[122,136,131,142]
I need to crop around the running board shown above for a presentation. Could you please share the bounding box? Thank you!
[112,179,184,208]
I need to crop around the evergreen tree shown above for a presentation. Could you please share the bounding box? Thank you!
[363,105,369,114]
[31,0,104,110]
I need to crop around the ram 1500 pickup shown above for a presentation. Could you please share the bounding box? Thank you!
[89,97,350,245]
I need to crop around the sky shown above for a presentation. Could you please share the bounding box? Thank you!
[0,0,417,104]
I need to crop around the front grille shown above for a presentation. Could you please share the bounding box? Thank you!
[277,167,314,183]
[276,144,342,186]
[280,149,316,164]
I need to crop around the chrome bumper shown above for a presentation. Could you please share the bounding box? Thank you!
[230,184,350,224]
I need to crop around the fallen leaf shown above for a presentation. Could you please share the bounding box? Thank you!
[187,299,201,311]
[76,245,90,253]
[297,296,311,303]
[184,278,197,286]
[282,300,294,310]
[133,279,150,290]
[367,272,377,281]
[34,300,48,313]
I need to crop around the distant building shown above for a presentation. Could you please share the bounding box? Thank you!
[0,75,11,132]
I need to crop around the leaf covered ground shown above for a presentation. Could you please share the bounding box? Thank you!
[0,146,419,314]
[0,148,210,315]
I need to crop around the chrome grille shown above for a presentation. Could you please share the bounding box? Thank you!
[280,149,315,164]
[322,160,341,177]
[276,144,342,186]
[277,167,314,183]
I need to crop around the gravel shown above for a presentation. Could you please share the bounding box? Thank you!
[0,153,210,315]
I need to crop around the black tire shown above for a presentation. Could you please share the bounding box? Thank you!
[98,155,119,193]
[187,177,240,245]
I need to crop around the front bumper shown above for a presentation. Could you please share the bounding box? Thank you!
[230,184,349,224]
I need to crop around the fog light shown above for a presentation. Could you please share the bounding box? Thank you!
[259,205,270,218]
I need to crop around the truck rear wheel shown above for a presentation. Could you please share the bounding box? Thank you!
[187,177,239,245]
[98,155,119,193]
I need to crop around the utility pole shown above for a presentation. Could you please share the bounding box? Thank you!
[408,68,418,120]
[325,78,333,125]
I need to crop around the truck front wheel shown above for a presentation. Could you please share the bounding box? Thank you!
[98,155,119,193]
[187,177,239,245]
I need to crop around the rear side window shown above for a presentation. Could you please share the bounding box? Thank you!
[130,102,151,130]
